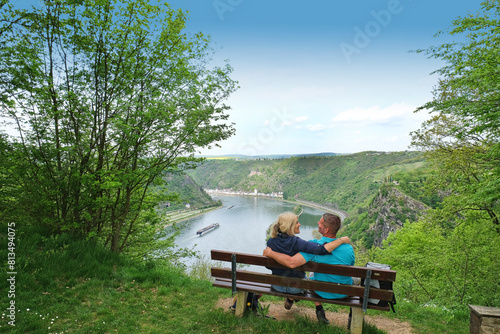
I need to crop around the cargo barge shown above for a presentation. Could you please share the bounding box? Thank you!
[196,223,220,236]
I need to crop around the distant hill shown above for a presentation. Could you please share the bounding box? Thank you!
[198,152,344,160]
[159,172,220,211]
[184,151,436,248]
[187,151,426,213]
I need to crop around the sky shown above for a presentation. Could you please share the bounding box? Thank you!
[5,0,485,156]
[163,0,484,156]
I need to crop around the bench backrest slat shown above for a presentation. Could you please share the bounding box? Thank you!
[211,268,394,301]
[211,249,396,282]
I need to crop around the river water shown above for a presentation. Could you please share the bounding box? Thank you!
[171,194,327,269]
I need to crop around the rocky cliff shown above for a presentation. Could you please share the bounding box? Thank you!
[368,186,428,247]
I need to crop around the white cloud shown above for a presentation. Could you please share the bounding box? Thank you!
[307,124,327,131]
[331,103,416,126]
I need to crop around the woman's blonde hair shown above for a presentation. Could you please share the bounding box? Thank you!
[270,212,299,238]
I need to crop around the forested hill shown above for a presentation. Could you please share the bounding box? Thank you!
[160,172,219,210]
[187,151,426,213]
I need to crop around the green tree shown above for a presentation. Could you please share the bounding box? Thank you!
[377,217,500,306]
[414,1,500,233]
[0,0,237,252]
[411,111,497,232]
[377,0,500,308]
[417,2,500,138]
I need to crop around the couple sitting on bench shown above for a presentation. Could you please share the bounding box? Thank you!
[263,212,354,324]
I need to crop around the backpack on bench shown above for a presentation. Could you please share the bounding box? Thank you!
[361,262,397,312]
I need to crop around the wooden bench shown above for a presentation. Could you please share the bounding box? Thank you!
[211,249,396,334]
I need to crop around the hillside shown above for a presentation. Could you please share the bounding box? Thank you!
[343,184,429,248]
[160,172,219,211]
[188,151,426,213]
[198,152,342,159]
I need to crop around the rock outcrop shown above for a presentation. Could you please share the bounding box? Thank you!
[368,186,428,247]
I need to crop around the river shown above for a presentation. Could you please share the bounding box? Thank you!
[170,194,328,269]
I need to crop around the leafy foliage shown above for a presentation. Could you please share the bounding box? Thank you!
[0,0,237,252]
[376,0,500,309]
[159,171,219,211]
[413,0,500,234]
[391,168,443,209]
[292,204,303,215]
[376,217,500,307]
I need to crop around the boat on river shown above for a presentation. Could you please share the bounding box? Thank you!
[196,223,220,236]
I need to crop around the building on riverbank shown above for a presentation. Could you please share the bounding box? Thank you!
[205,189,347,221]
[206,188,283,199]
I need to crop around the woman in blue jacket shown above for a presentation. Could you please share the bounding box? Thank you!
[267,212,349,309]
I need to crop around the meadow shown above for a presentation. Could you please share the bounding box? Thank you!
[0,226,470,334]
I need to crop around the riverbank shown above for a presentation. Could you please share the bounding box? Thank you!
[161,193,349,231]
[205,188,283,199]
[206,189,348,220]
[295,199,348,221]
[163,205,223,227]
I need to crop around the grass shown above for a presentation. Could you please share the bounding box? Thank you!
[0,226,357,334]
[318,299,470,334]
[0,225,470,333]
[382,300,470,334]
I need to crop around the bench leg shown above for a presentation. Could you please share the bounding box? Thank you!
[235,291,248,317]
[350,307,364,334]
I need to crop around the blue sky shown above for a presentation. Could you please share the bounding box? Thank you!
[164,0,484,156]
[7,0,484,156]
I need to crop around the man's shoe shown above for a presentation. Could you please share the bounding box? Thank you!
[316,308,330,325]
[284,298,294,310]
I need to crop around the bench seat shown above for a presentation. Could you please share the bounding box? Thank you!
[210,249,396,334]
[213,277,391,311]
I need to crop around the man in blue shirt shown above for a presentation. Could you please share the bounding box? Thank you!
[263,213,355,324]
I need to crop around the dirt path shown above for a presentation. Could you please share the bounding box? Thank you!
[216,297,414,334]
